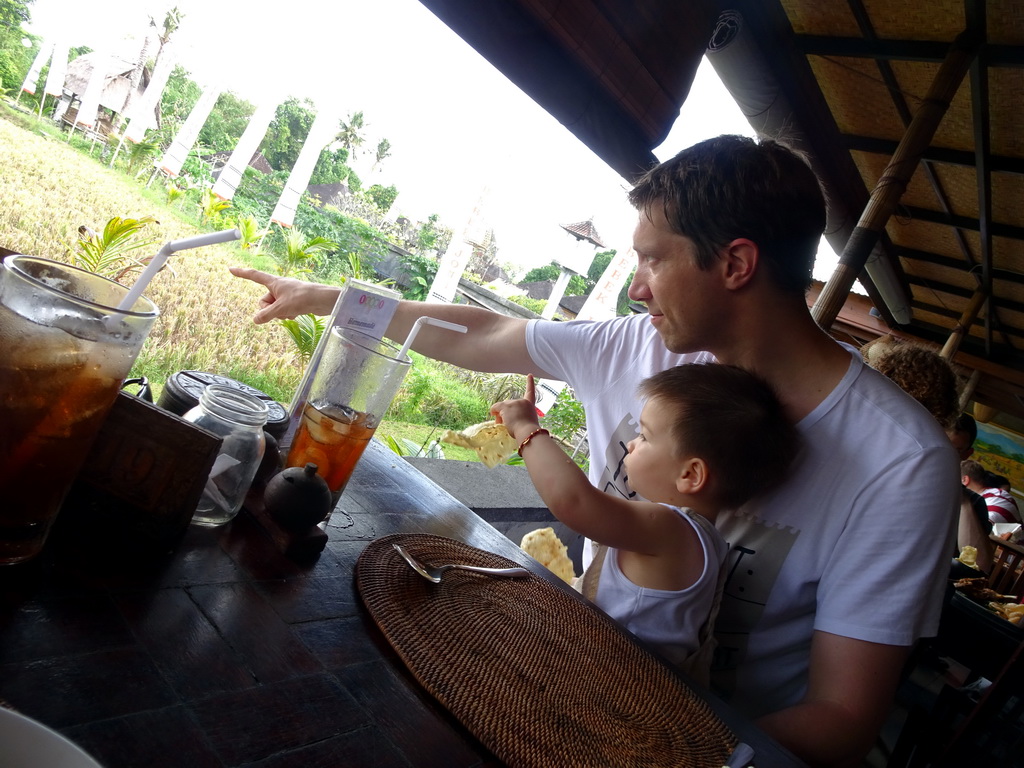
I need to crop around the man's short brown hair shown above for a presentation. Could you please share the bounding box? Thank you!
[627,135,826,296]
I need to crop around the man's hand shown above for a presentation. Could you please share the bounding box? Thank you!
[491,375,542,442]
[229,267,340,323]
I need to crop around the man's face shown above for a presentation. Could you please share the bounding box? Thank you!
[627,207,723,354]
[947,429,974,461]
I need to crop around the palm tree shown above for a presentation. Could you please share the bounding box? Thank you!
[115,7,184,131]
[371,137,391,174]
[335,111,366,160]
[275,228,337,277]
[155,7,184,58]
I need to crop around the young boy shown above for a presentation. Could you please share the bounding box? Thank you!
[491,363,799,686]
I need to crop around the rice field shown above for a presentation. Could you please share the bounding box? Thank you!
[0,110,302,402]
[0,108,485,460]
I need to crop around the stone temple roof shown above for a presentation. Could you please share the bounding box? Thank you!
[559,219,605,248]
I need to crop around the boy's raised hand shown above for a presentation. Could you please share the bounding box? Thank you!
[490,375,541,442]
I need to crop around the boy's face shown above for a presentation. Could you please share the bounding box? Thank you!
[624,397,688,505]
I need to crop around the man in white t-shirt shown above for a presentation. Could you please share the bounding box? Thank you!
[231,135,959,766]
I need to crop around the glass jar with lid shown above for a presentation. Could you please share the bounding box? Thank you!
[184,384,269,526]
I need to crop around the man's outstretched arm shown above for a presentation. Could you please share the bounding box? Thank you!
[230,267,544,376]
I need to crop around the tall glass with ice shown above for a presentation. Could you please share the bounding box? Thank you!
[0,256,158,565]
[284,328,411,505]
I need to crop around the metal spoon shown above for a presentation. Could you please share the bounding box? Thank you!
[392,543,530,584]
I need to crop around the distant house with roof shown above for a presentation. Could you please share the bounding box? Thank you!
[203,149,275,177]
[55,53,149,135]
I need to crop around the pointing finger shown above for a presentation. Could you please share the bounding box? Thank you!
[229,266,274,287]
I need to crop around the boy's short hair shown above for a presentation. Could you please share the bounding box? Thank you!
[961,459,988,485]
[638,363,800,510]
[627,134,826,296]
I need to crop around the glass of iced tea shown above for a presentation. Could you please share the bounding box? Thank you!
[0,256,159,565]
[284,328,411,505]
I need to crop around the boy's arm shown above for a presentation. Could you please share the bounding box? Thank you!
[492,379,677,556]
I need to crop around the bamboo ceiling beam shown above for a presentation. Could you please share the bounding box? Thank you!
[967,0,995,356]
[812,31,980,330]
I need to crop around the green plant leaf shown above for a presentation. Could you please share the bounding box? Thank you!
[278,313,326,365]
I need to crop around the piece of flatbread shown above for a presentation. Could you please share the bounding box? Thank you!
[521,527,575,583]
[957,545,979,569]
[440,420,519,469]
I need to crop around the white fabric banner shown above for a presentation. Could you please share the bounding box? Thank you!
[270,106,340,227]
[74,52,110,130]
[575,247,635,322]
[426,188,488,303]
[21,42,52,95]
[535,247,634,416]
[211,100,276,200]
[158,86,221,177]
[43,39,68,97]
[122,44,177,143]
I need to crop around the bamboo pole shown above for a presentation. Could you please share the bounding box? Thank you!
[812,31,980,329]
[960,369,980,413]
[941,288,988,360]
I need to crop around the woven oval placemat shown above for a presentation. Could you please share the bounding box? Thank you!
[355,533,737,768]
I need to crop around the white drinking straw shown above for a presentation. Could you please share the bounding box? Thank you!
[399,316,468,360]
[116,228,242,312]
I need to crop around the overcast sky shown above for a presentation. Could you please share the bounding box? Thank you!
[26,0,841,280]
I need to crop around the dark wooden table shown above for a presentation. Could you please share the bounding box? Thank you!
[0,440,805,767]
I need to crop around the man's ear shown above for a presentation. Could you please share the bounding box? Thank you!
[721,238,759,290]
[676,457,709,495]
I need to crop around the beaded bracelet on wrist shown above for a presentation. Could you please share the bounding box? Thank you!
[517,428,550,457]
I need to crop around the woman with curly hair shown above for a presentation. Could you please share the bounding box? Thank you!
[860,335,962,430]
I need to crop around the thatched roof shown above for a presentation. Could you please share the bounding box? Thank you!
[419,0,1024,428]
[62,52,149,116]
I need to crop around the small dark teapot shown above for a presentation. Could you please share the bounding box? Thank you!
[264,463,333,532]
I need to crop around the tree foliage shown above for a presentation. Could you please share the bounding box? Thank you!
[0,0,34,94]
[0,0,31,27]
[522,263,561,283]
[153,65,201,150]
[260,97,316,171]
[521,261,587,295]
[198,91,256,152]
[366,183,398,214]
[521,250,630,305]
[309,145,350,185]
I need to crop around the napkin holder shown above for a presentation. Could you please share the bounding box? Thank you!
[59,391,221,555]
